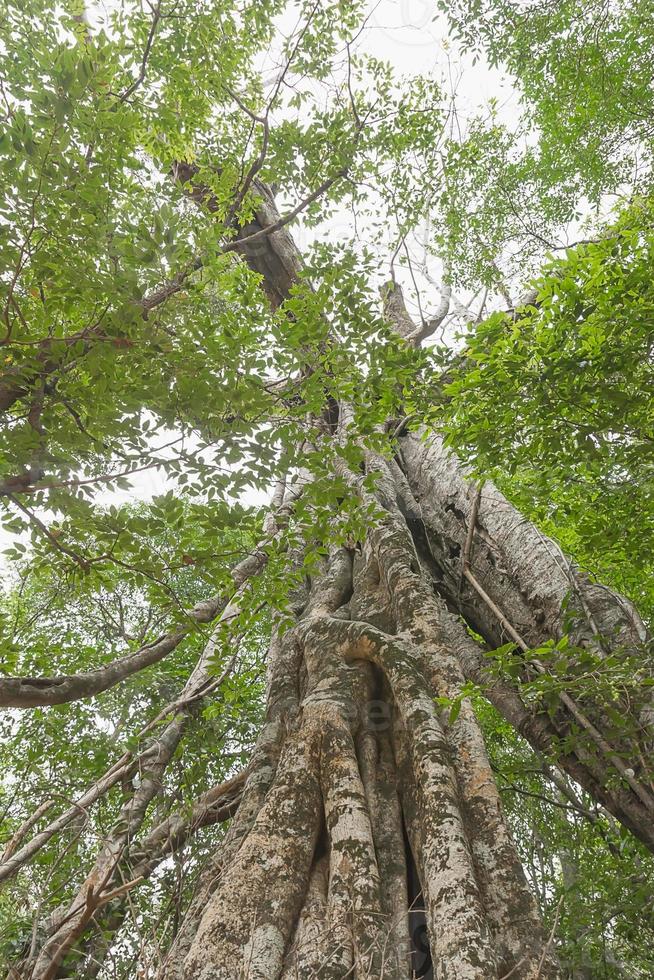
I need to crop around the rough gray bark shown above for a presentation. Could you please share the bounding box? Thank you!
[397,431,654,848]
[157,481,559,980]
[399,431,647,655]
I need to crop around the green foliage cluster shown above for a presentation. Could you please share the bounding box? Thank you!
[444,0,654,198]
[433,0,654,287]
[0,0,431,592]
[480,700,654,979]
[0,504,267,960]
[440,198,654,619]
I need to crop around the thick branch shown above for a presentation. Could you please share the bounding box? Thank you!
[0,582,231,710]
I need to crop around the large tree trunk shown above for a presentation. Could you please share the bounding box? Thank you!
[158,458,560,980]
[9,179,653,980]
[150,424,652,978]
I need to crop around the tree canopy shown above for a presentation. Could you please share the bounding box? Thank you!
[1,1,653,977]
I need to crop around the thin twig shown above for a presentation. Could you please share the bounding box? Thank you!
[118,2,162,102]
